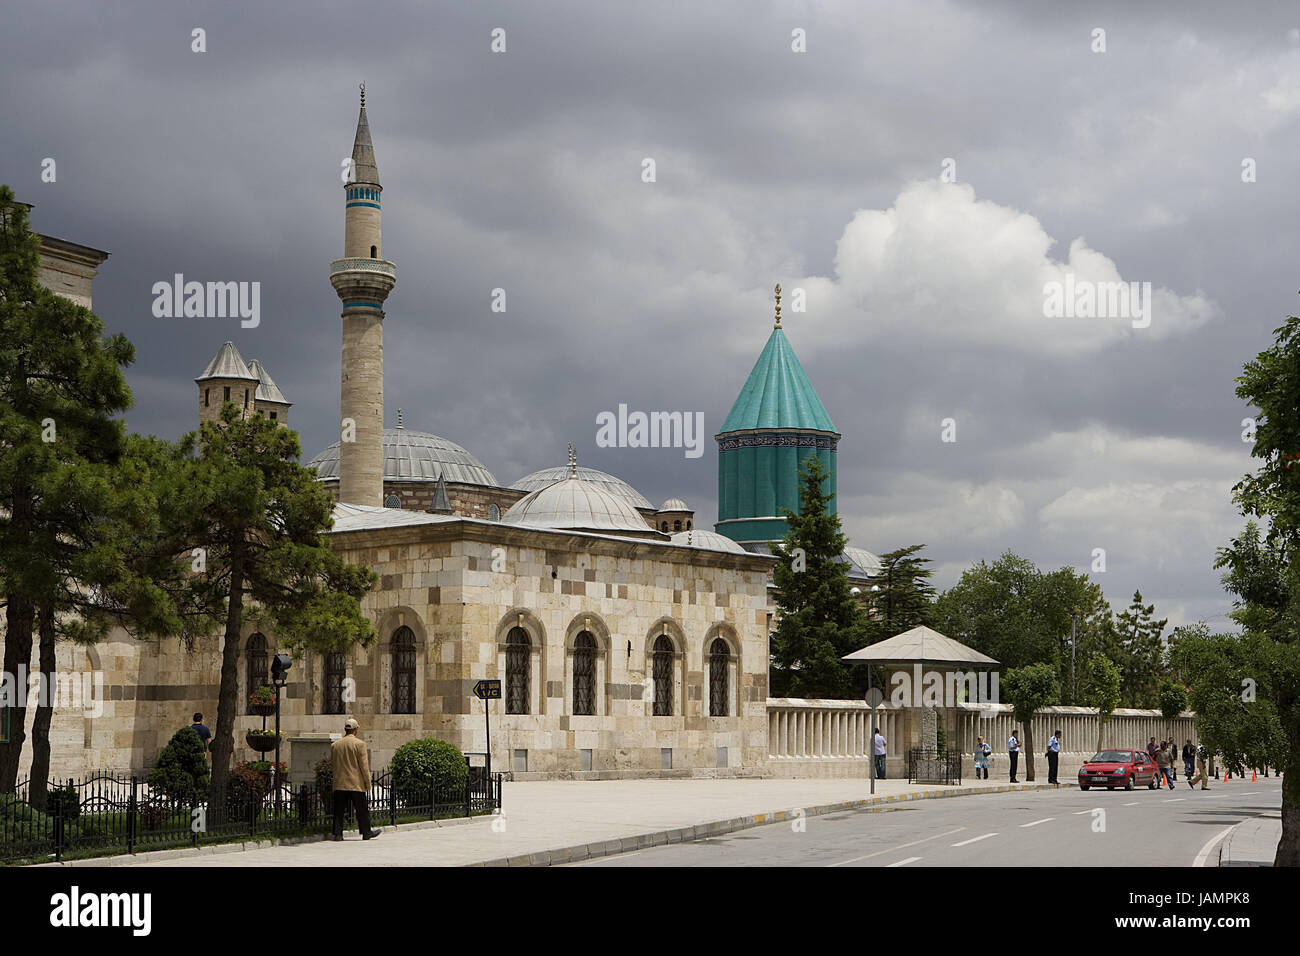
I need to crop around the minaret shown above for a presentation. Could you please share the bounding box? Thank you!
[331,83,396,506]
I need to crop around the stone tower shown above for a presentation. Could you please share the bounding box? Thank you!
[715,284,840,548]
[195,341,260,425]
[331,84,396,506]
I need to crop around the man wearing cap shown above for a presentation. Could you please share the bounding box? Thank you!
[331,717,381,841]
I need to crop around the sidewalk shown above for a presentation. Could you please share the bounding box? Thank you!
[52,775,1061,868]
[1219,812,1281,866]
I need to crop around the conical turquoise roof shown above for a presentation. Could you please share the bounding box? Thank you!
[719,327,836,433]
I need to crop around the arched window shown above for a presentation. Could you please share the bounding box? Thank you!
[245,633,268,713]
[674,520,682,532]
[687,520,692,530]
[488,504,500,521]
[661,521,668,532]
[223,386,231,402]
[244,389,249,408]
[392,626,416,714]
[652,635,674,716]
[709,638,729,717]
[384,493,402,508]
[573,632,596,716]
[204,388,210,407]
[506,627,530,715]
[323,652,347,715]
[370,245,377,258]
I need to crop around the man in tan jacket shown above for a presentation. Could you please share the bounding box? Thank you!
[331,718,381,841]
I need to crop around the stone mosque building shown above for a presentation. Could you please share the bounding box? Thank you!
[7,93,886,781]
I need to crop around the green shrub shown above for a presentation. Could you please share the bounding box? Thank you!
[47,784,80,821]
[390,736,467,797]
[0,792,48,828]
[227,762,272,814]
[147,726,210,800]
[313,757,333,794]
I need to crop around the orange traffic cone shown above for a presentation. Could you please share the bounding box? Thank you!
[1224,770,1230,782]
[1252,770,1257,782]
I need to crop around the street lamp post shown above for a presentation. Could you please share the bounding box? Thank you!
[271,653,292,816]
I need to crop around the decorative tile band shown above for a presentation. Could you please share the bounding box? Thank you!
[716,432,838,452]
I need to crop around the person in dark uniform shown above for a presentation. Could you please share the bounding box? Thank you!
[1008,729,1021,783]
[1046,729,1062,784]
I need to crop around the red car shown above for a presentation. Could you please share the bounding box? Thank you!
[1078,749,1160,791]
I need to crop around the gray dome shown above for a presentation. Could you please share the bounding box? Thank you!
[670,529,746,554]
[510,465,652,510]
[502,477,652,533]
[308,429,498,486]
[659,497,688,512]
[842,546,882,578]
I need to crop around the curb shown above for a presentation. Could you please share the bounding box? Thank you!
[38,812,491,868]
[469,781,1064,868]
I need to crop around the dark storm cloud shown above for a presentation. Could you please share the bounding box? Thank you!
[3,0,1297,629]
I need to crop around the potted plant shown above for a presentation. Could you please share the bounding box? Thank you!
[245,728,281,753]
[248,685,277,716]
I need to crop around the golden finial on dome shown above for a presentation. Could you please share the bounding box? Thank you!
[359,82,366,109]
[774,283,782,329]
[568,442,577,477]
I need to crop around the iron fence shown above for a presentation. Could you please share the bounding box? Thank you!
[1,762,502,865]
[907,747,962,785]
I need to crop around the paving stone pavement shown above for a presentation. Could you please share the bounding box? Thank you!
[50,775,1066,868]
[1219,812,1281,867]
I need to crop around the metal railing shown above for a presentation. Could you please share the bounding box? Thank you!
[1,763,501,865]
[907,748,962,785]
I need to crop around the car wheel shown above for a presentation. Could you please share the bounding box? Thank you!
[1148,776,1157,790]
[1080,785,1089,791]
[1125,775,1135,791]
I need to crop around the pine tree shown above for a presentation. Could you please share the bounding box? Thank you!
[1112,590,1167,708]
[0,187,136,791]
[152,404,378,819]
[769,456,865,698]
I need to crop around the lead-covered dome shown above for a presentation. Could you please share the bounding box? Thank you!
[510,465,652,510]
[307,429,498,486]
[670,529,747,554]
[502,476,655,535]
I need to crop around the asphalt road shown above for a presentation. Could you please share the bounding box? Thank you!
[572,776,1283,867]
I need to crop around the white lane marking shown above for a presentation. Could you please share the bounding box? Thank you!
[1193,825,1237,868]
[1072,808,1101,815]
[1240,791,1260,796]
[1164,797,1186,803]
[1123,801,1140,806]
[887,856,921,867]
[952,832,998,847]
[828,826,966,867]
[1020,818,1054,828]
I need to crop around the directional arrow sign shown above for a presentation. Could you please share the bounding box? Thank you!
[473,679,502,700]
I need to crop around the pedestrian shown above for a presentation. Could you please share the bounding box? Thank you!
[974,735,991,780]
[1182,739,1195,779]
[330,717,382,842]
[190,712,211,756]
[1008,729,1021,783]
[1146,737,1158,767]
[1167,739,1177,780]
[1157,741,1175,790]
[1046,729,1062,784]
[872,727,887,780]
[1188,742,1211,790]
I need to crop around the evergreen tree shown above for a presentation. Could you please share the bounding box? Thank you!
[770,456,866,699]
[1112,590,1167,708]
[151,404,378,819]
[0,187,136,791]
[863,544,935,640]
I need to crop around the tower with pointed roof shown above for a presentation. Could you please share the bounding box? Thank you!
[714,284,840,548]
[331,83,396,506]
[195,341,292,426]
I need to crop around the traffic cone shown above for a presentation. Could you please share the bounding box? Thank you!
[1224,770,1230,782]
[1252,770,1257,782]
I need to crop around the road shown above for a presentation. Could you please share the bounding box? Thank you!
[571,777,1283,867]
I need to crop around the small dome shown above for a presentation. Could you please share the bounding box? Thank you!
[510,465,652,510]
[502,477,653,534]
[842,546,882,578]
[658,498,689,512]
[669,529,747,554]
[307,429,498,486]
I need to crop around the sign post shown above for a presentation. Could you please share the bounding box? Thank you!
[473,679,502,781]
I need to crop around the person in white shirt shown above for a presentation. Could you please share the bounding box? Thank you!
[1046,729,1062,784]
[1008,730,1021,783]
[872,727,887,780]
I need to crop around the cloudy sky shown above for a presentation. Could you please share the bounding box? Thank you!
[4,0,1296,631]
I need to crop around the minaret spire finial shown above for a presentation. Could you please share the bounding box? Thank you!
[359,81,365,109]
[774,283,782,329]
[568,442,577,477]
[396,407,403,429]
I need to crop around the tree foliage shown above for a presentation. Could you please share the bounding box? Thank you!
[1002,662,1058,782]
[1084,654,1122,753]
[769,456,866,699]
